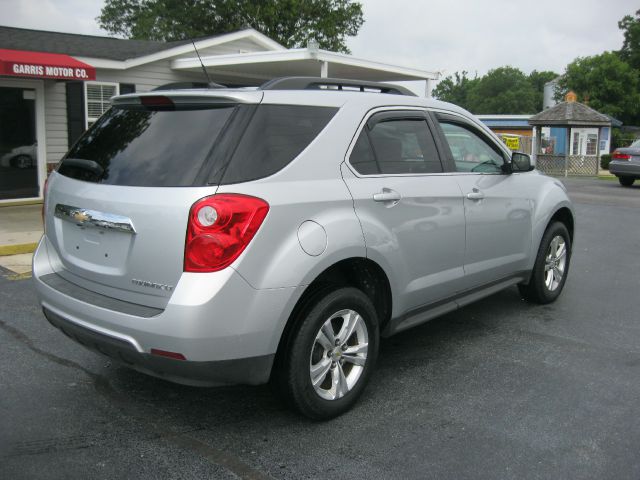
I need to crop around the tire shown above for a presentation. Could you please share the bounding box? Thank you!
[10,155,32,169]
[518,222,571,304]
[618,176,635,187]
[275,286,379,420]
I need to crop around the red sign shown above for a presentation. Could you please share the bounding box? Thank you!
[0,49,96,81]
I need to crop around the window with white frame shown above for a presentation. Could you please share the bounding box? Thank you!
[85,82,119,128]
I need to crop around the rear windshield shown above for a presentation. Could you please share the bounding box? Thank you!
[58,103,337,187]
[58,105,235,187]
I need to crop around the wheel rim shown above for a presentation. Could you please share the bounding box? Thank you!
[544,235,567,291]
[309,309,368,401]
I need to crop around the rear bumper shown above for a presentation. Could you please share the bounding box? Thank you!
[43,307,273,386]
[609,161,640,177]
[33,236,304,386]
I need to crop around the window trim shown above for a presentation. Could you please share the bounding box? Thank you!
[84,81,119,129]
[345,106,448,178]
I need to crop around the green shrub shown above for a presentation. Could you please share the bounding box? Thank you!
[600,154,612,170]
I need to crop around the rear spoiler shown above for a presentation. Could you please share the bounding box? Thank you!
[112,90,263,106]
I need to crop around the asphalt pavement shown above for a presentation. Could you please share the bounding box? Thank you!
[1,176,639,479]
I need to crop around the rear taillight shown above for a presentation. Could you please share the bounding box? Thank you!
[612,151,631,160]
[184,194,269,272]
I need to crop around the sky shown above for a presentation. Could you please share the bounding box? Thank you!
[0,0,637,80]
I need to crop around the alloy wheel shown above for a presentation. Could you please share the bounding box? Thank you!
[544,235,567,291]
[309,309,368,401]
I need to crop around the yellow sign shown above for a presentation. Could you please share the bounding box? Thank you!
[504,136,520,150]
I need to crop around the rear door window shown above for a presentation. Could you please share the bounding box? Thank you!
[349,113,443,175]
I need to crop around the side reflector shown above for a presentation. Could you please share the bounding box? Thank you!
[150,348,186,361]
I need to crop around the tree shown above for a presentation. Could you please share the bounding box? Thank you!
[466,66,537,114]
[557,52,640,125]
[98,0,364,53]
[528,70,558,111]
[618,9,640,69]
[434,68,551,114]
[432,71,478,109]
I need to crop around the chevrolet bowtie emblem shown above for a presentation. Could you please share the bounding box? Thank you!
[72,211,90,223]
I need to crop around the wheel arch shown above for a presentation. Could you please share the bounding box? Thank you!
[272,257,392,374]
[549,206,574,243]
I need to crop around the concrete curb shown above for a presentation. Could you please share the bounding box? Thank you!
[0,242,39,256]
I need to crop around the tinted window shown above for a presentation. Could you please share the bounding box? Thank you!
[349,133,379,174]
[439,122,505,173]
[59,105,235,186]
[350,118,442,175]
[220,105,337,184]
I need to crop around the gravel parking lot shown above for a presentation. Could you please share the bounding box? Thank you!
[1,176,639,480]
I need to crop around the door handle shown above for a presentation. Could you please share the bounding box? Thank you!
[466,189,485,201]
[373,188,401,205]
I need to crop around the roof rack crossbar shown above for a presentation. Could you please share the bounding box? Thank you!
[260,77,416,97]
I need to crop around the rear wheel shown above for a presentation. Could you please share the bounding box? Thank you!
[619,176,635,187]
[519,222,571,304]
[275,287,379,420]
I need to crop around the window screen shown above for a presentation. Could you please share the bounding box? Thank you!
[85,83,118,128]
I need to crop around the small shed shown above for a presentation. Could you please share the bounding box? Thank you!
[528,93,611,176]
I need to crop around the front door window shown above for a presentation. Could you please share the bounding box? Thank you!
[0,87,38,199]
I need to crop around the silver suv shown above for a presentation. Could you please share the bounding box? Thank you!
[34,77,574,419]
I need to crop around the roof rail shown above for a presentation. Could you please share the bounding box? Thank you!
[260,77,416,97]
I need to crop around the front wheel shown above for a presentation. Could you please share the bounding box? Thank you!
[618,176,635,187]
[519,222,571,304]
[275,287,379,420]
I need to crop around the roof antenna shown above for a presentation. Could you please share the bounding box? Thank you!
[191,40,222,88]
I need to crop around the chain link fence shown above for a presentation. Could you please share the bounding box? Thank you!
[535,154,599,176]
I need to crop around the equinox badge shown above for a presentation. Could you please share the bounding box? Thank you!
[131,278,174,291]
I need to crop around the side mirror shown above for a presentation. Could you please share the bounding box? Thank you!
[511,152,533,172]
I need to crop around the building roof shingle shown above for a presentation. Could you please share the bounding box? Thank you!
[0,25,195,61]
[528,101,611,126]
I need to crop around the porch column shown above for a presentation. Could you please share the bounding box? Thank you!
[320,61,329,78]
[595,126,601,175]
[565,128,571,177]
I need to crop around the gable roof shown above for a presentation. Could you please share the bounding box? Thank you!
[529,101,611,126]
[0,25,194,61]
[0,25,284,63]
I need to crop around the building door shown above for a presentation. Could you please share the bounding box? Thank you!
[570,128,598,156]
[0,86,39,199]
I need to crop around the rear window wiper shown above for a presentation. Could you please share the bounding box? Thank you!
[61,158,104,177]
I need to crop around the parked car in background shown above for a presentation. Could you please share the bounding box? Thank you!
[33,77,575,419]
[610,139,640,187]
[0,143,36,169]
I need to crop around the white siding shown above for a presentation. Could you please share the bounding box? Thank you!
[174,38,272,59]
[44,80,67,163]
[96,59,204,92]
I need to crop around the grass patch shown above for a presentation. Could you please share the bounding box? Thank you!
[0,242,38,256]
